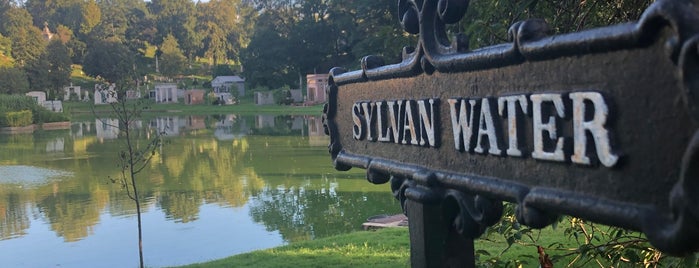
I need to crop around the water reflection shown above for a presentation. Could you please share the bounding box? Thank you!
[0,114,399,267]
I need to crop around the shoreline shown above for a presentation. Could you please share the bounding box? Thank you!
[0,121,71,134]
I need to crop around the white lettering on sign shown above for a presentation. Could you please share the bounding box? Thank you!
[475,98,502,155]
[569,92,618,167]
[530,93,566,162]
[498,95,528,157]
[354,99,439,147]
[448,98,477,151]
[351,91,618,167]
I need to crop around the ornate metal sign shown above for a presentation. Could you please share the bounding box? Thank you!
[324,0,699,266]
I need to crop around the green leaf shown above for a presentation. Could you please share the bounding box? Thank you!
[476,249,491,256]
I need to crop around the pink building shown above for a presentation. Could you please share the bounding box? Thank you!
[305,74,328,105]
[184,90,205,105]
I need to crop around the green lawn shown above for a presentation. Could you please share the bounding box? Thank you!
[172,221,697,268]
[64,100,324,116]
[175,228,411,268]
[173,226,581,268]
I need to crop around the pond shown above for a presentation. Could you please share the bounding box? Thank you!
[0,114,401,267]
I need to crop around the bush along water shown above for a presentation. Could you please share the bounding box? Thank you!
[0,95,69,127]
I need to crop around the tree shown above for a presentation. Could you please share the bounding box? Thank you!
[240,1,298,89]
[0,67,29,94]
[103,80,162,268]
[54,24,73,44]
[123,1,156,54]
[24,53,50,93]
[241,19,296,89]
[239,0,410,89]
[212,64,236,78]
[344,0,415,66]
[0,33,11,67]
[88,2,129,43]
[23,0,55,29]
[158,33,186,78]
[83,40,135,83]
[44,40,72,96]
[149,0,199,59]
[455,0,653,49]
[0,7,46,67]
[196,0,253,66]
[24,40,71,98]
[88,0,153,73]
[79,0,101,36]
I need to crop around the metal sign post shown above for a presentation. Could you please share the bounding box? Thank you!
[324,0,699,266]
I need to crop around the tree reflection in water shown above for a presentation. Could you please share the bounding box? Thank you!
[0,114,400,266]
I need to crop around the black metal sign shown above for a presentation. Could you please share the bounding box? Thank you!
[324,0,699,266]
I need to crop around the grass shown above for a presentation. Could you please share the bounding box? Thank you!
[64,100,324,116]
[176,228,411,268]
[173,225,587,268]
[65,64,325,117]
[70,65,99,89]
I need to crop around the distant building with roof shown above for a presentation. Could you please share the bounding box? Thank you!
[211,75,245,104]
[306,73,328,105]
[151,83,178,103]
[42,22,54,41]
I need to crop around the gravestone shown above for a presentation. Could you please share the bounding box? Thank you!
[323,0,699,266]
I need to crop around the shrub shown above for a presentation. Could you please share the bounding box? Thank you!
[274,89,293,105]
[3,110,33,127]
[0,95,36,111]
[32,107,69,123]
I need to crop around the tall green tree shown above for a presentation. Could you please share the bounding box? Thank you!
[24,40,71,98]
[12,27,46,68]
[83,40,135,83]
[240,0,412,89]
[240,0,297,89]
[123,0,156,53]
[241,15,296,89]
[51,0,88,36]
[88,0,153,73]
[0,7,46,67]
[149,0,198,59]
[196,0,254,66]
[343,0,414,66]
[44,40,72,95]
[196,1,233,66]
[287,0,336,77]
[79,0,101,37]
[158,33,186,78]
[88,1,129,43]
[24,51,50,93]
[0,67,29,94]
[24,0,55,29]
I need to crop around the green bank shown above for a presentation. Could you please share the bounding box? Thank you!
[64,101,324,117]
[173,225,582,268]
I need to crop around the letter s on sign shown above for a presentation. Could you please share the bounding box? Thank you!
[352,102,364,140]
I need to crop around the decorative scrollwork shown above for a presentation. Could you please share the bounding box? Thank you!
[443,190,503,238]
[390,175,412,213]
[644,131,699,255]
[680,35,699,122]
[398,0,420,35]
[323,0,699,257]
[514,201,559,229]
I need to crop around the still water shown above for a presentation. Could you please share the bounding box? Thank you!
[0,114,400,267]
